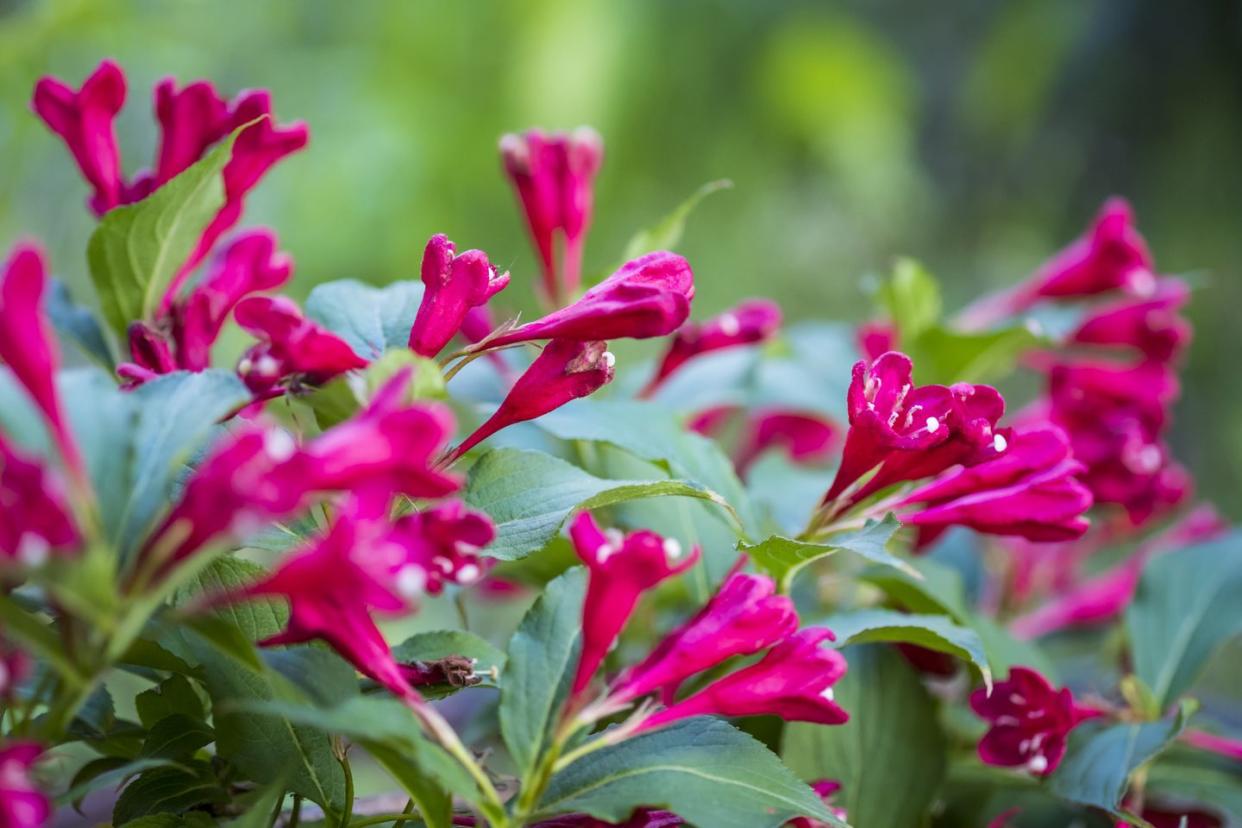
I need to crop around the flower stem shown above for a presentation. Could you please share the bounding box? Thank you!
[402,693,508,826]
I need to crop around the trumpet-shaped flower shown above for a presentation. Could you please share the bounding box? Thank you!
[0,743,49,828]
[569,512,699,695]
[234,296,367,395]
[643,299,781,394]
[0,437,79,565]
[408,234,509,357]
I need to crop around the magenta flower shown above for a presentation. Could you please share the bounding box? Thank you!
[735,410,839,476]
[445,339,615,464]
[500,128,603,304]
[478,252,694,350]
[569,513,700,695]
[641,299,782,395]
[686,405,738,437]
[821,352,955,504]
[375,500,495,595]
[152,77,234,183]
[856,321,897,362]
[1120,807,1223,828]
[0,643,30,703]
[234,296,368,395]
[299,369,460,504]
[232,506,418,697]
[1029,198,1156,301]
[637,628,848,730]
[1069,280,1190,362]
[0,436,79,566]
[969,666,1100,775]
[117,230,292,384]
[138,423,312,578]
[531,812,681,828]
[896,425,1093,542]
[408,234,509,357]
[787,780,847,827]
[0,244,84,481]
[0,743,49,828]
[611,573,797,704]
[31,60,126,215]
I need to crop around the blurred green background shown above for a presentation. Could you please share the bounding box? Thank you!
[0,0,1239,511]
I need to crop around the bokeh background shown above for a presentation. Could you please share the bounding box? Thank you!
[0,0,1239,511]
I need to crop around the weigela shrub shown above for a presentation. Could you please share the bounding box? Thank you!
[0,61,1237,828]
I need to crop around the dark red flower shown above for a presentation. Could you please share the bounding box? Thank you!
[969,666,1099,775]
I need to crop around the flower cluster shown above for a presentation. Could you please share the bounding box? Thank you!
[568,513,848,732]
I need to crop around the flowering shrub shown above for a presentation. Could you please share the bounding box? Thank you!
[0,61,1239,828]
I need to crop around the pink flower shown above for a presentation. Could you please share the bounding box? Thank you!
[821,352,955,504]
[299,369,460,504]
[138,423,312,578]
[117,230,292,384]
[152,77,235,184]
[735,410,839,476]
[31,60,126,215]
[857,321,897,362]
[0,244,84,481]
[531,812,681,828]
[611,573,797,704]
[408,234,509,357]
[0,743,49,828]
[0,642,30,703]
[378,500,494,595]
[500,128,603,304]
[569,513,700,695]
[232,506,418,697]
[445,340,615,464]
[787,780,847,827]
[641,299,781,395]
[0,436,80,565]
[1029,198,1156,301]
[969,666,1100,775]
[234,296,368,395]
[896,425,1093,542]
[1069,280,1190,362]
[637,628,848,730]
[686,405,738,437]
[1181,729,1242,762]
[1118,807,1223,828]
[478,252,694,350]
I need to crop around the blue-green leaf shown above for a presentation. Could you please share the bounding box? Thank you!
[304,279,424,360]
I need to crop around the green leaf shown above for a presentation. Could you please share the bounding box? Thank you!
[135,675,205,730]
[305,349,445,428]
[46,277,114,367]
[499,568,586,776]
[173,558,347,815]
[1147,760,1242,821]
[225,780,287,828]
[1125,531,1242,710]
[905,323,1042,385]
[57,757,183,807]
[538,717,842,828]
[533,399,757,533]
[139,715,215,760]
[304,279,425,360]
[622,179,733,260]
[1047,702,1193,821]
[740,515,912,591]
[877,257,941,340]
[112,763,228,825]
[464,448,738,561]
[783,645,946,828]
[0,594,83,684]
[87,128,239,336]
[821,608,992,689]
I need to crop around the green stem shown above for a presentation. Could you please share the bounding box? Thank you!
[348,813,420,828]
[337,747,356,828]
[403,695,508,826]
[391,799,414,828]
[288,795,303,828]
[267,790,287,828]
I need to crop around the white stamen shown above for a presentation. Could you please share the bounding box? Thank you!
[16,534,49,568]
[663,538,683,560]
[993,433,1008,453]
[1128,268,1157,297]
[602,351,616,369]
[395,565,427,599]
[925,416,940,434]
[237,357,254,375]
[820,687,835,702]
[595,544,615,563]
[1009,693,1026,705]
[1128,444,1163,474]
[457,563,481,584]
[604,528,624,546]
[264,429,296,461]
[1026,755,1048,774]
[718,313,740,336]
[256,355,280,377]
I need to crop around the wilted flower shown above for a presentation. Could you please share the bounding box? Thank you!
[500,128,603,304]
[0,245,84,481]
[478,252,694,350]
[0,743,49,828]
[569,512,699,695]
[642,299,781,395]
[408,234,509,357]
[969,666,1100,775]
[610,572,797,704]
[234,296,367,395]
[895,425,1093,542]
[445,340,615,465]
[0,436,80,565]
[637,628,848,730]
